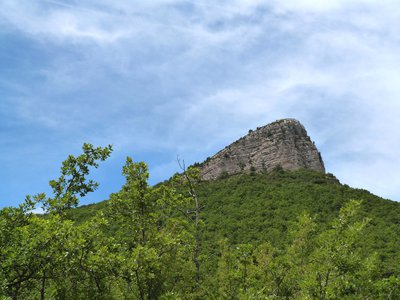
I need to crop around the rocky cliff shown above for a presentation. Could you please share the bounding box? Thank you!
[200,119,325,180]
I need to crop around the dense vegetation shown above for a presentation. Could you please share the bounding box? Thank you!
[1,144,399,299]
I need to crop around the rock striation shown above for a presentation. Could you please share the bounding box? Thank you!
[200,119,325,180]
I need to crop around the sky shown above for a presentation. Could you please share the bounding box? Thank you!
[1,0,400,208]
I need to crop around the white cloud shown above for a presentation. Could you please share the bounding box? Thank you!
[0,0,132,43]
[1,0,400,203]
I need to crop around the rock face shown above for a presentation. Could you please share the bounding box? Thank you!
[201,119,325,180]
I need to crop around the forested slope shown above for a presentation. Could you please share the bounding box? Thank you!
[194,170,400,274]
[72,169,400,276]
[1,145,399,299]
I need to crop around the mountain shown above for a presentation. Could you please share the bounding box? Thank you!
[201,118,325,180]
[4,121,400,299]
[71,119,400,274]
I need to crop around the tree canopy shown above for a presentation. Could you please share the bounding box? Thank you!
[0,145,399,299]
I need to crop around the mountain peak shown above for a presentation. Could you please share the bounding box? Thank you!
[201,119,325,180]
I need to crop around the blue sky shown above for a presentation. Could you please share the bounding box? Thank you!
[1,0,400,208]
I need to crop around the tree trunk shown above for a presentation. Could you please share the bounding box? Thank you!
[40,274,46,300]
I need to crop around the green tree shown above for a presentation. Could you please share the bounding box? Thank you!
[43,143,112,214]
[0,205,74,299]
[106,157,193,299]
[0,144,112,300]
[216,241,254,299]
[303,200,376,299]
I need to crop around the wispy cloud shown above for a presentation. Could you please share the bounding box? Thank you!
[1,0,400,205]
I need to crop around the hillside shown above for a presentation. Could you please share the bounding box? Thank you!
[71,169,400,276]
[71,119,400,277]
[196,170,400,273]
[3,121,400,299]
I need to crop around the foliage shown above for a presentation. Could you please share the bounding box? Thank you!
[193,170,400,276]
[104,157,194,299]
[1,147,400,299]
[43,143,113,214]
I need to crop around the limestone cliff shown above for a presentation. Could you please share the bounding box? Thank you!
[200,119,325,180]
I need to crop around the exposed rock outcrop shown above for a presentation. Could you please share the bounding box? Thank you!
[200,119,325,180]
